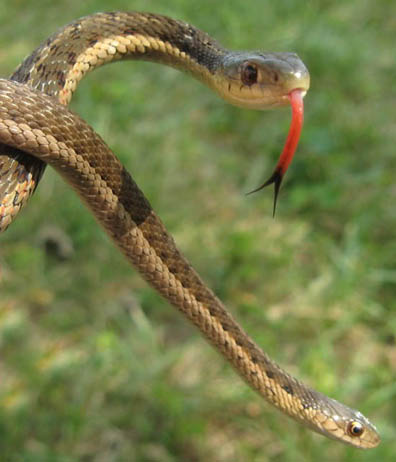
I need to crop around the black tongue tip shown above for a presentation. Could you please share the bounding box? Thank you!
[246,169,283,217]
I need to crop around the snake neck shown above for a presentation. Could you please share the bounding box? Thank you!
[1,12,227,232]
[11,11,227,104]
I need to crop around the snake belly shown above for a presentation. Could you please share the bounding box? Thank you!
[0,12,379,448]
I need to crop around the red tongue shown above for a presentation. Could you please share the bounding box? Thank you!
[277,89,304,175]
[248,89,304,216]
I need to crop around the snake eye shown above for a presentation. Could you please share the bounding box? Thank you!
[347,421,364,438]
[241,62,258,86]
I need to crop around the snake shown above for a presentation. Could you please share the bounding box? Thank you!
[0,12,380,448]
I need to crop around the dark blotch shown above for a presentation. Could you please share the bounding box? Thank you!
[281,384,294,395]
[207,307,216,316]
[67,52,77,65]
[266,370,274,379]
[57,70,66,87]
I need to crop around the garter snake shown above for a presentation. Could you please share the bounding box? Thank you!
[0,12,380,448]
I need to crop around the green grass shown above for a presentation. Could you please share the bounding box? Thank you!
[0,1,395,461]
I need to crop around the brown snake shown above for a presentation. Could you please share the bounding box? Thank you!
[0,12,380,448]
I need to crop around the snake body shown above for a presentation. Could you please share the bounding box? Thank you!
[0,12,379,448]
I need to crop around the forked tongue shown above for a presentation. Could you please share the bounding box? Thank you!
[248,89,304,216]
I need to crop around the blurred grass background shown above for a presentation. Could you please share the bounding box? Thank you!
[0,0,395,461]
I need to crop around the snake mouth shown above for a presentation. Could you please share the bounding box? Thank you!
[247,88,305,215]
[217,82,306,110]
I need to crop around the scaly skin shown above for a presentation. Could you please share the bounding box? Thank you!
[0,12,379,448]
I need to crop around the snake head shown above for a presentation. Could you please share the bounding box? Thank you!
[213,52,309,215]
[305,395,381,449]
[216,51,310,109]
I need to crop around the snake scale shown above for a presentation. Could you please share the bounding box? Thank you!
[0,12,379,448]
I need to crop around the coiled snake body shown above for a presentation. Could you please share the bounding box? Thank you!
[0,12,379,448]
